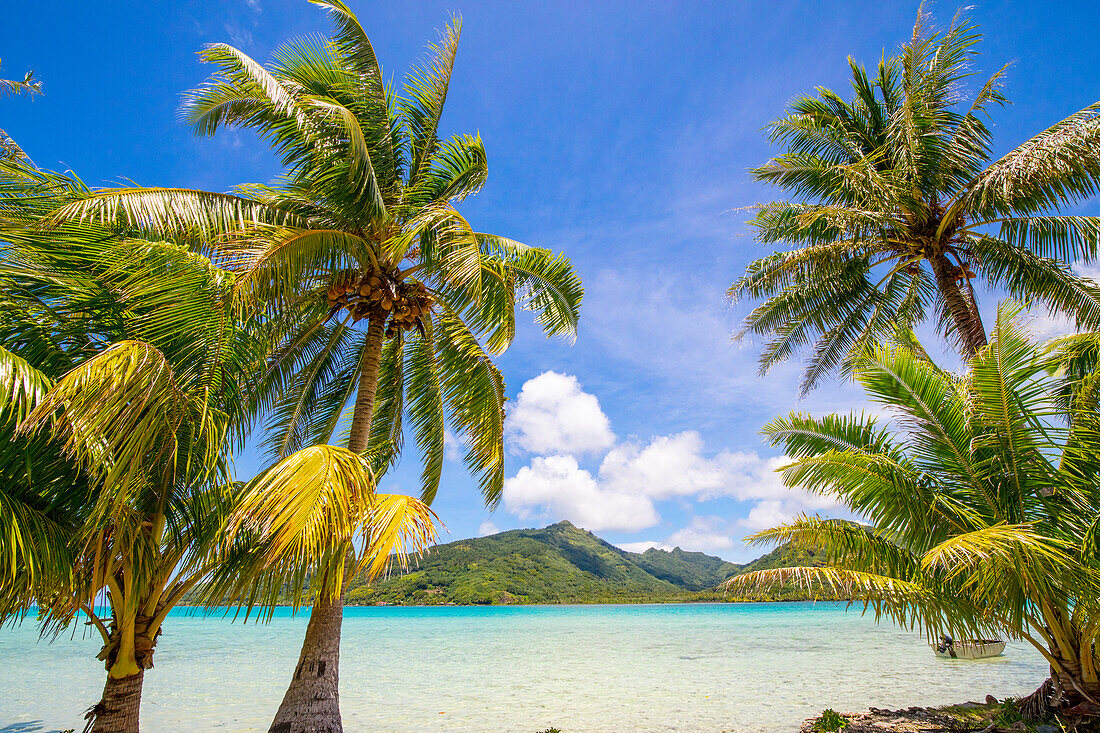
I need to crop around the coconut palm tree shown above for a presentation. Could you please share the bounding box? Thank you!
[0,160,436,733]
[46,3,582,729]
[729,303,1100,715]
[729,7,1100,393]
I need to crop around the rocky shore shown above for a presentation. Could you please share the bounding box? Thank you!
[799,700,1066,733]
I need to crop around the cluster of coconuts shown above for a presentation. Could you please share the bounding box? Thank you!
[326,273,433,337]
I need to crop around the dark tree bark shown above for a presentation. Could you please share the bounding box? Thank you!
[929,252,989,357]
[87,671,144,733]
[268,592,344,733]
[268,312,386,733]
[346,314,386,455]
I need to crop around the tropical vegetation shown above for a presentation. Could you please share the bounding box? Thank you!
[342,520,825,606]
[0,160,437,733]
[41,1,581,729]
[730,303,1100,716]
[729,7,1100,393]
[7,1,1100,731]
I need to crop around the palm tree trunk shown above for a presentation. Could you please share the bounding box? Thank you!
[88,671,144,733]
[268,312,387,733]
[929,252,988,357]
[346,314,387,454]
[268,591,344,733]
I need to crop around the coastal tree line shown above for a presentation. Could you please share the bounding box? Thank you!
[2,1,1100,731]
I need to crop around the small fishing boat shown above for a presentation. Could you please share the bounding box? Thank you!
[931,635,1005,659]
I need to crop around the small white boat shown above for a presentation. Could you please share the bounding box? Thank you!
[931,636,1005,659]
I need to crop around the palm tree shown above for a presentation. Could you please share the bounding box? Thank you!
[0,160,436,733]
[47,3,582,729]
[729,303,1100,715]
[729,7,1100,393]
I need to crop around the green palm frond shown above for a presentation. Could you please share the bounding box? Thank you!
[432,308,506,505]
[401,15,461,187]
[0,344,51,423]
[732,6,1100,389]
[746,308,1100,692]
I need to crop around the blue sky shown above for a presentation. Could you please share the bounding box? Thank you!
[6,1,1100,561]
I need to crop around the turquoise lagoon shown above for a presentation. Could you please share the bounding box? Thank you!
[2,602,1047,732]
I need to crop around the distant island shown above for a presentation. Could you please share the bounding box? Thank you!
[345,520,830,606]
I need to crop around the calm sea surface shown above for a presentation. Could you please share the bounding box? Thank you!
[2,602,1047,732]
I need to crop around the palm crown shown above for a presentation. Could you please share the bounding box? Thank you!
[53,0,582,505]
[0,157,437,730]
[730,304,1100,709]
[730,7,1100,393]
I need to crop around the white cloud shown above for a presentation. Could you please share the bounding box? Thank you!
[502,455,658,531]
[477,520,500,537]
[444,428,464,463]
[617,540,672,554]
[740,500,799,532]
[507,372,615,455]
[501,374,844,539]
[667,516,735,553]
[597,432,832,514]
[1077,261,1100,283]
[245,0,261,10]
[1025,308,1076,340]
[1020,262,1100,341]
[599,431,730,499]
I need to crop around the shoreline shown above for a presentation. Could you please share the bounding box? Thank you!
[175,597,845,610]
[801,700,1063,733]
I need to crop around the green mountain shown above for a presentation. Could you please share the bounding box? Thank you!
[345,520,828,606]
[634,546,740,591]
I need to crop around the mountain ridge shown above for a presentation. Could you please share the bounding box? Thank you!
[345,520,826,605]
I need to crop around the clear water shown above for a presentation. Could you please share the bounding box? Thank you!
[1,602,1047,732]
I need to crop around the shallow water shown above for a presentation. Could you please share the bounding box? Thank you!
[1,602,1047,732]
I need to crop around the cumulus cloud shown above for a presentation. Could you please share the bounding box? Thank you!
[444,428,465,462]
[1018,261,1100,341]
[477,520,500,537]
[507,371,615,455]
[501,373,844,541]
[598,431,729,499]
[667,516,735,553]
[617,540,672,553]
[502,455,658,531]
[1077,261,1100,283]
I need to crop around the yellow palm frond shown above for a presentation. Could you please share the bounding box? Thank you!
[356,492,439,581]
[19,340,196,495]
[229,445,374,574]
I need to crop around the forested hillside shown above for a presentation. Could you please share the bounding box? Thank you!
[345,521,829,605]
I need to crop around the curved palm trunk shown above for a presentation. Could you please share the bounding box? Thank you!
[87,605,159,733]
[87,671,144,733]
[268,314,386,733]
[268,591,343,733]
[1021,669,1100,719]
[930,252,988,358]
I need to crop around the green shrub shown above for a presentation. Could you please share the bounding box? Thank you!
[813,709,848,732]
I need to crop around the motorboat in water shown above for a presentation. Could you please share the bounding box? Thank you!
[931,635,1005,659]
